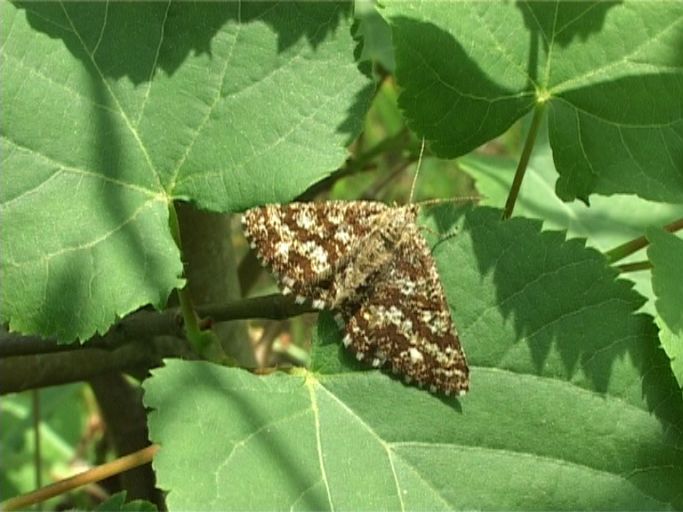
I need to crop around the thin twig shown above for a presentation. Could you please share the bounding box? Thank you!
[0,294,311,360]
[2,445,159,511]
[617,261,653,273]
[296,128,409,202]
[32,389,42,511]
[606,217,683,264]
[360,159,414,200]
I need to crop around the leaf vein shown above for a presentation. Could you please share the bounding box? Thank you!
[307,380,335,512]
[133,0,171,128]
[59,1,163,191]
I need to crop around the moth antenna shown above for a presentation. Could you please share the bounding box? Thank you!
[409,137,426,204]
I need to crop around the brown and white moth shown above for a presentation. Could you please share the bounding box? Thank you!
[241,200,469,396]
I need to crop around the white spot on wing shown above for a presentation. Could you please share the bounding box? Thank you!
[334,227,352,244]
[408,347,424,363]
[295,209,315,229]
[276,241,290,257]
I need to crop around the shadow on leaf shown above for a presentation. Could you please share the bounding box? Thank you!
[15,2,352,83]
[430,206,683,428]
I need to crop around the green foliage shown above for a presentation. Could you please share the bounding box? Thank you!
[145,207,683,510]
[384,1,683,203]
[94,492,157,512]
[457,121,683,314]
[1,385,91,502]
[3,0,683,510]
[1,1,371,341]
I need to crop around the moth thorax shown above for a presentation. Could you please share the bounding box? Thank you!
[379,206,418,247]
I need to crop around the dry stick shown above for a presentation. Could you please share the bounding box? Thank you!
[2,445,159,511]
[502,103,547,220]
[606,217,683,264]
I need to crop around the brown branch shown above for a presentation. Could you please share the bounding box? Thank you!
[0,295,313,394]
[0,295,311,358]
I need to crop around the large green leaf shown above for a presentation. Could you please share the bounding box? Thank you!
[383,1,683,203]
[144,207,683,510]
[0,2,372,341]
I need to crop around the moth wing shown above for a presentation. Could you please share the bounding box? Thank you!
[340,232,469,396]
[242,201,388,308]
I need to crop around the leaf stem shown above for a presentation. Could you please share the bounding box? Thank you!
[502,103,546,220]
[605,217,683,264]
[1,445,159,511]
[168,203,208,353]
[168,204,197,333]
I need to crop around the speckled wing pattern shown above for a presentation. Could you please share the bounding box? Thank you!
[241,201,390,309]
[241,201,469,396]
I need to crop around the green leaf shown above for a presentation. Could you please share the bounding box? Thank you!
[648,229,683,387]
[1,2,371,341]
[144,208,683,510]
[656,317,683,390]
[648,229,683,336]
[354,0,395,73]
[384,1,683,203]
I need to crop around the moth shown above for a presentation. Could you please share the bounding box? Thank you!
[242,200,469,396]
